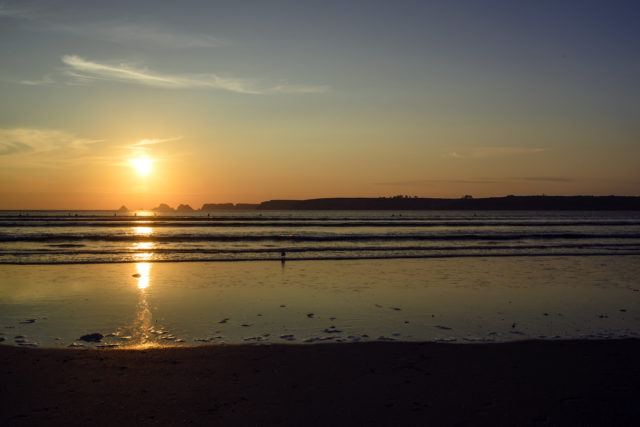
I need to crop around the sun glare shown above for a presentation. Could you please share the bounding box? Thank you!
[131,157,152,176]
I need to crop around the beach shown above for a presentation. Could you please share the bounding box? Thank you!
[2,340,640,426]
[2,212,640,425]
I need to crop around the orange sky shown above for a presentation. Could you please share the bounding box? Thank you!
[1,1,639,209]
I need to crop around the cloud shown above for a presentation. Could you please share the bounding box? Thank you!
[0,3,30,18]
[0,140,32,155]
[471,147,547,158]
[61,55,328,94]
[375,179,499,186]
[0,128,102,166]
[443,146,547,159]
[129,137,182,148]
[95,24,225,49]
[374,176,572,186]
[0,4,224,49]
[516,176,572,183]
[19,75,53,86]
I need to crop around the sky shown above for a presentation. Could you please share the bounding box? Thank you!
[1,0,639,209]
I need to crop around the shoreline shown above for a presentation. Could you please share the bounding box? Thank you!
[2,339,640,426]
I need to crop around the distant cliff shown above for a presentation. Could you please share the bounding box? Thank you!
[257,196,640,210]
[176,204,194,212]
[152,203,175,212]
[200,203,259,211]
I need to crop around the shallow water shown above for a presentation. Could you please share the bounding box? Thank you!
[2,210,639,263]
[1,256,639,348]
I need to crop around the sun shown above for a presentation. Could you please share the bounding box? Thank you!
[131,157,152,176]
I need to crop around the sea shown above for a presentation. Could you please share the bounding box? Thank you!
[1,210,639,348]
[1,210,640,264]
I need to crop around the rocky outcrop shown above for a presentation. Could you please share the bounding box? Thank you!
[176,204,194,212]
[152,203,175,212]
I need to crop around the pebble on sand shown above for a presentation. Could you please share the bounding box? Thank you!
[20,319,36,324]
[132,273,141,278]
[79,333,103,342]
[279,334,296,341]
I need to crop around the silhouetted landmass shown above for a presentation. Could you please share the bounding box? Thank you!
[201,203,259,211]
[152,203,175,212]
[258,196,640,210]
[117,205,129,213]
[176,204,194,212]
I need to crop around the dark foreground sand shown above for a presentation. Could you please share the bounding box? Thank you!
[2,340,639,426]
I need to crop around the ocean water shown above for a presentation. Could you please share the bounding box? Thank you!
[1,210,639,348]
[1,210,639,264]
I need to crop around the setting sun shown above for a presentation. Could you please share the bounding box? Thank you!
[131,158,152,176]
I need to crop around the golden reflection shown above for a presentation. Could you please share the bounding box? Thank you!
[135,262,151,289]
[134,242,154,251]
[133,226,153,236]
[131,262,154,348]
[133,241,155,263]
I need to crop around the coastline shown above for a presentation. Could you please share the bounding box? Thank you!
[2,339,640,426]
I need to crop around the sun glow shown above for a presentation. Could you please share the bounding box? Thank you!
[131,157,152,176]
[135,262,151,289]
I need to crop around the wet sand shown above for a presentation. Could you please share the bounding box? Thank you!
[3,257,640,347]
[2,340,639,426]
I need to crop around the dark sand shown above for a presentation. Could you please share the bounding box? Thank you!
[2,340,639,426]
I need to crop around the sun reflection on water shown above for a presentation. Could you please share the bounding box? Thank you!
[133,226,153,237]
[131,262,154,347]
[135,262,151,289]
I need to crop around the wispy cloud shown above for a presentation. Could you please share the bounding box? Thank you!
[375,176,572,186]
[516,176,572,183]
[94,24,225,49]
[0,140,32,155]
[61,55,328,94]
[0,128,103,167]
[0,3,30,18]
[375,179,500,186]
[0,3,225,49]
[19,75,53,86]
[129,137,183,148]
[444,147,547,159]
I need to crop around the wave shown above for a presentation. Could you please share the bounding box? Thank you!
[2,232,640,243]
[2,251,640,265]
[3,242,639,256]
[2,220,640,228]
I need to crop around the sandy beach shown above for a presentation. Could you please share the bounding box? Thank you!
[2,339,639,426]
